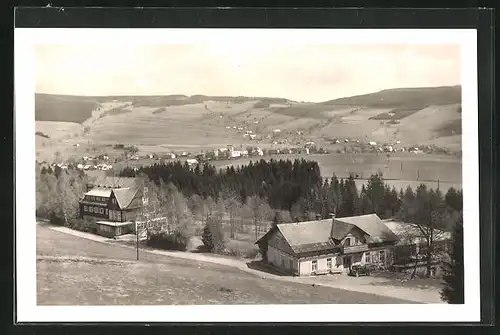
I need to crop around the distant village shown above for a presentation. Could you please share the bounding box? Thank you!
[38,133,455,173]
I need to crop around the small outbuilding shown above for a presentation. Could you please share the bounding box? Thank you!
[96,220,135,238]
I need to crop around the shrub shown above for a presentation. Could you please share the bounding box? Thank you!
[202,218,226,253]
[202,224,214,251]
[147,232,188,251]
[35,131,50,139]
[225,243,260,259]
[244,246,260,259]
[253,101,270,109]
[257,241,268,261]
[68,218,97,233]
[49,213,64,226]
[152,108,166,114]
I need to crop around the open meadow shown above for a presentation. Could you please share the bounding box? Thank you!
[36,224,412,305]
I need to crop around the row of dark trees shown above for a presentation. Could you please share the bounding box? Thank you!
[120,159,463,228]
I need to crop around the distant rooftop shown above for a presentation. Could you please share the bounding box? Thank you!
[84,188,112,198]
[88,176,137,189]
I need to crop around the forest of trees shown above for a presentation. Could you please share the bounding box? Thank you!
[121,159,464,274]
[36,165,91,230]
[120,159,463,229]
[37,159,463,265]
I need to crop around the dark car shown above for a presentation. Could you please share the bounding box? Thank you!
[349,264,371,277]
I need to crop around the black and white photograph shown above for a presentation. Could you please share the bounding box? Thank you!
[15,27,480,323]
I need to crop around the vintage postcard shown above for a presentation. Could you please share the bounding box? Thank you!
[15,28,479,322]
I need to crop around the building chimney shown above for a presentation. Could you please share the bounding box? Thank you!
[329,209,336,221]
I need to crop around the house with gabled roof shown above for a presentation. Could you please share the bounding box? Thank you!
[255,213,399,276]
[86,176,137,191]
[79,178,144,237]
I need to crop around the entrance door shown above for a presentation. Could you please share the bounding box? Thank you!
[343,255,352,270]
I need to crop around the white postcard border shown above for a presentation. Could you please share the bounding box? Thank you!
[15,28,479,323]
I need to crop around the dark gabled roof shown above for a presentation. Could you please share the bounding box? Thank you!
[277,219,333,246]
[89,176,137,189]
[330,220,356,241]
[256,214,399,255]
[255,220,340,256]
[112,188,140,210]
[334,214,399,244]
[291,241,339,254]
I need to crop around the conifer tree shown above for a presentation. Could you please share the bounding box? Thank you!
[440,213,464,304]
[202,222,214,252]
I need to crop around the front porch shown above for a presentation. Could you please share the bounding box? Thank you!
[342,245,395,270]
[95,220,134,238]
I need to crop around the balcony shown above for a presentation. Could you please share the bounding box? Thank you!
[343,244,369,254]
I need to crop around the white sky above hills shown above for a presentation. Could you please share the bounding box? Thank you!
[36,43,460,102]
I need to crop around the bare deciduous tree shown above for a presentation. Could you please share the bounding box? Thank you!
[398,185,451,278]
[243,196,273,239]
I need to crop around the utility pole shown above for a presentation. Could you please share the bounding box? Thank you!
[136,219,139,261]
[137,179,149,261]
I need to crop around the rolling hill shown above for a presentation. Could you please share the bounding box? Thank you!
[34,86,462,162]
[35,94,100,123]
[35,93,293,124]
[320,86,461,109]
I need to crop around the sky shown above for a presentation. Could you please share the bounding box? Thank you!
[36,43,461,102]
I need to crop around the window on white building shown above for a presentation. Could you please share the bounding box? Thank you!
[365,252,371,263]
[83,206,88,212]
[94,207,99,214]
[312,260,318,272]
[379,250,385,264]
[327,258,332,270]
[89,207,93,213]
[344,238,351,246]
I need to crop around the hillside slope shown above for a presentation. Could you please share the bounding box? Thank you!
[35,93,292,123]
[35,94,99,123]
[320,86,461,109]
[34,86,463,161]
